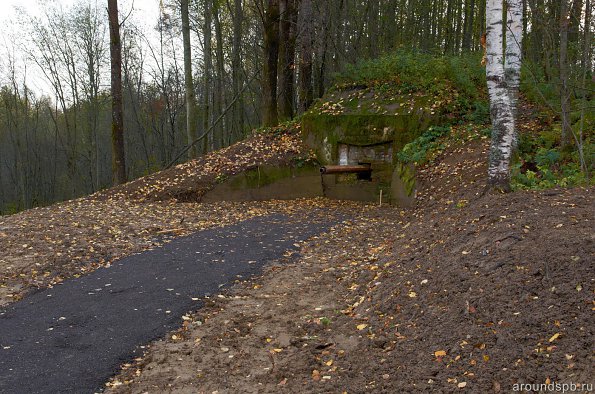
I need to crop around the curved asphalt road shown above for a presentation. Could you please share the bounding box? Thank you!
[0,213,343,394]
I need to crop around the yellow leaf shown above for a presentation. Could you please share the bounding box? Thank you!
[325,360,333,366]
[458,382,467,388]
[434,350,447,357]
[356,324,368,330]
[273,348,283,353]
[548,333,560,342]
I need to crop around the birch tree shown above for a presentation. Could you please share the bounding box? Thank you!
[486,0,523,191]
[505,0,523,129]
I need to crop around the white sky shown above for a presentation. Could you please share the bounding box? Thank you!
[0,0,164,96]
[0,0,160,23]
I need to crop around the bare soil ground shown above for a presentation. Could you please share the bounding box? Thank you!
[102,124,593,393]
[1,110,592,393]
[0,125,317,306]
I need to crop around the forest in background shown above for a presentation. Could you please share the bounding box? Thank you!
[0,0,592,214]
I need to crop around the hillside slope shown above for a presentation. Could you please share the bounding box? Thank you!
[1,51,591,392]
[105,124,593,393]
[0,125,320,306]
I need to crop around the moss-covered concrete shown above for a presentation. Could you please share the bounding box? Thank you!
[202,165,322,202]
[225,165,317,189]
[299,84,447,207]
[302,112,438,166]
[391,162,417,207]
[205,83,446,206]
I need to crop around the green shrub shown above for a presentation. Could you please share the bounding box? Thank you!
[535,148,561,168]
[397,125,451,164]
[333,50,485,99]
[465,101,491,124]
[511,128,593,190]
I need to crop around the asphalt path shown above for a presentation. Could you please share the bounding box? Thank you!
[0,213,342,394]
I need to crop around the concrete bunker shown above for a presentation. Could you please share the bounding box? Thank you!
[301,100,439,206]
[203,88,443,206]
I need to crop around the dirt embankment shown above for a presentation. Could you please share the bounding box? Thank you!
[0,126,315,307]
[106,127,593,393]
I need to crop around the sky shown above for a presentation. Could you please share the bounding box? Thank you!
[0,0,164,95]
[0,0,160,23]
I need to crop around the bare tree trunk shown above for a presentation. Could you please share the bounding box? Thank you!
[298,0,313,113]
[108,0,127,184]
[278,0,297,121]
[213,0,226,149]
[559,0,572,148]
[181,0,198,159]
[203,0,213,152]
[334,0,345,68]
[231,0,244,141]
[315,1,330,98]
[263,0,280,127]
[454,0,463,53]
[486,0,517,191]
[578,0,591,177]
[581,0,592,81]
[478,0,486,51]
[444,0,454,53]
[462,0,476,50]
[367,1,379,57]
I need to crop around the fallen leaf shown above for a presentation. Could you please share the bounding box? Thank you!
[548,333,560,343]
[312,370,321,381]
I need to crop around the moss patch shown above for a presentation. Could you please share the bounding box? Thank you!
[227,165,319,190]
[302,112,437,166]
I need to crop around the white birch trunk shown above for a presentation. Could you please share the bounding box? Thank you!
[486,0,516,190]
[505,0,523,146]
